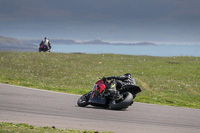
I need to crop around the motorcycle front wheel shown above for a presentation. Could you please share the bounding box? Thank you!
[77,92,91,107]
[109,92,133,110]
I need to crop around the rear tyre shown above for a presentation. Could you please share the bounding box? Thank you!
[109,92,133,110]
[77,92,91,107]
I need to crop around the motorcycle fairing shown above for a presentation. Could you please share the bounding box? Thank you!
[91,79,106,98]
[89,79,106,105]
[41,45,47,49]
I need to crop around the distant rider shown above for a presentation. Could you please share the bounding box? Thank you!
[39,37,51,51]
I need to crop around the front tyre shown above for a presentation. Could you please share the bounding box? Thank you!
[77,92,91,107]
[109,92,133,110]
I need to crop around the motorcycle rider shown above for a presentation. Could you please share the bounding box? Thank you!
[102,73,141,99]
[39,37,51,51]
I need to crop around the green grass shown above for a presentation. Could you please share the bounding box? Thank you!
[0,51,200,109]
[0,122,112,133]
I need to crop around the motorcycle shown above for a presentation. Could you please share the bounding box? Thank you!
[39,44,50,52]
[77,79,141,110]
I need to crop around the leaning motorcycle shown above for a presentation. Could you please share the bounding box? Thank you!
[77,79,141,110]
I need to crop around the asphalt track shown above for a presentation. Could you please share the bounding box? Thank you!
[0,83,200,133]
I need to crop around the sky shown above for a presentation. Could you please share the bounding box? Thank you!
[0,0,200,44]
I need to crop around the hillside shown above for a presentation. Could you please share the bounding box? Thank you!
[0,52,199,109]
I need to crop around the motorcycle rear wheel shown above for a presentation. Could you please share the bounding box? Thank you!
[109,92,133,110]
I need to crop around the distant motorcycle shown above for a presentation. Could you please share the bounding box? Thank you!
[77,79,141,110]
[39,44,50,52]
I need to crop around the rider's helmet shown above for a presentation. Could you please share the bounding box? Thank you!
[124,73,131,76]
[44,37,48,40]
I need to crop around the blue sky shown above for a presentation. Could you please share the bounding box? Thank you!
[0,0,200,43]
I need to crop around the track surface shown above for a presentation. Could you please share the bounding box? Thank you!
[0,83,200,133]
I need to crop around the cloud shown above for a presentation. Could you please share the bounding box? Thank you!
[0,0,200,42]
[1,0,200,23]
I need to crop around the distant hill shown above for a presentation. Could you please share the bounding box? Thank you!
[0,36,156,51]
[51,39,156,46]
[25,38,156,46]
[23,39,77,45]
[0,36,37,51]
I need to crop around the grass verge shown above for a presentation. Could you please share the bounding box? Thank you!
[0,122,112,133]
[0,51,200,109]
